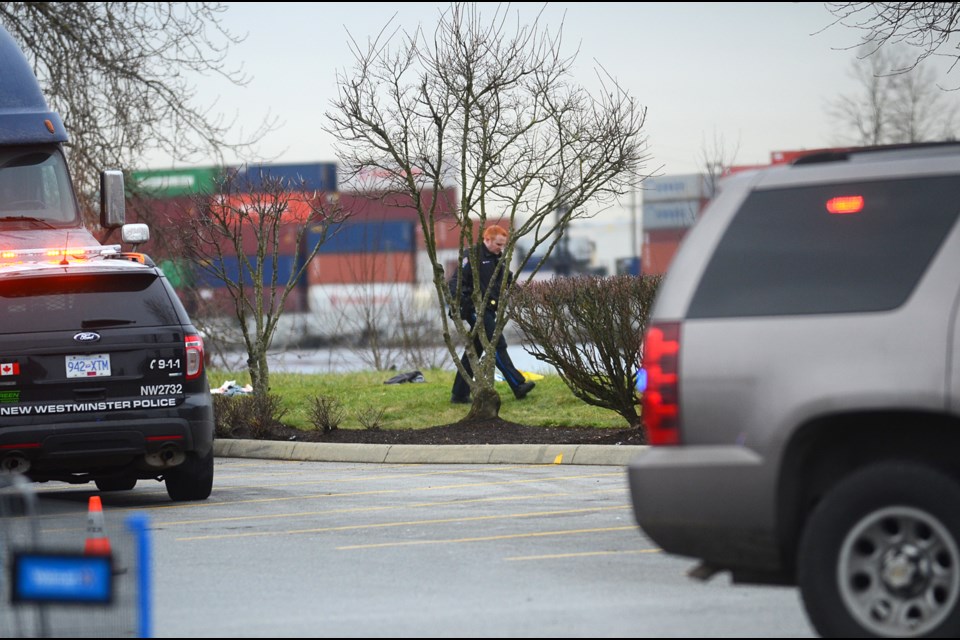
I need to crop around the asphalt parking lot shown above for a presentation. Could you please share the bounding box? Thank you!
[167,456,812,637]
[9,454,813,637]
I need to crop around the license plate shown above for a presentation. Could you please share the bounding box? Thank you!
[66,354,111,378]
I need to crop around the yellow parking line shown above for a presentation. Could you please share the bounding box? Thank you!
[338,525,640,550]
[155,487,623,527]
[208,469,624,492]
[87,471,625,515]
[176,505,632,542]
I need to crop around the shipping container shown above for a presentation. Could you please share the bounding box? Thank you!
[644,228,688,244]
[194,285,306,315]
[216,191,325,224]
[157,258,195,289]
[131,166,222,197]
[416,248,460,285]
[615,256,641,276]
[307,282,415,338]
[233,162,337,193]
[642,173,710,203]
[330,188,459,222]
[123,195,199,258]
[306,220,415,254]
[307,252,416,285]
[127,195,198,225]
[642,200,700,230]
[193,254,305,289]
[234,223,301,256]
[641,229,688,276]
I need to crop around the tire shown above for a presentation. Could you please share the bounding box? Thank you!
[797,462,960,637]
[165,448,214,501]
[95,477,137,492]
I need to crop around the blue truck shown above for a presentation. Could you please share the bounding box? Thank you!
[0,24,143,254]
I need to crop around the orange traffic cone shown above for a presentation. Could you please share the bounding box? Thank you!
[83,495,112,556]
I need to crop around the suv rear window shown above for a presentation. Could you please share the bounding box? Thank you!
[0,271,187,333]
[688,176,960,318]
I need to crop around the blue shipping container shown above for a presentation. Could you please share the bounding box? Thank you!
[308,220,415,254]
[194,254,305,288]
[233,162,337,192]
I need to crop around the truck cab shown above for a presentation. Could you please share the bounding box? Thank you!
[0,24,133,252]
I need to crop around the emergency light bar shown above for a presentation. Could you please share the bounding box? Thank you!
[0,245,121,264]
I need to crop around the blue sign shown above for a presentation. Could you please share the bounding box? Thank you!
[11,552,113,604]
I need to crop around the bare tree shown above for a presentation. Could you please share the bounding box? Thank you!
[827,46,959,145]
[179,171,349,396]
[327,3,649,420]
[824,3,960,76]
[0,2,274,219]
[698,129,740,197]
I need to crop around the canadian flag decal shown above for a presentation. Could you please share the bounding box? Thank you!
[0,362,20,376]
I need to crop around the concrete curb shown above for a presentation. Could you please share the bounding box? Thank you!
[214,439,646,466]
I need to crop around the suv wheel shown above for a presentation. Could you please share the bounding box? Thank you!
[165,448,214,501]
[798,462,960,637]
[95,477,137,492]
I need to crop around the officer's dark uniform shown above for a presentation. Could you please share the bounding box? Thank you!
[450,241,534,402]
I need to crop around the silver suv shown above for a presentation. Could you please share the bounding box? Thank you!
[629,143,960,637]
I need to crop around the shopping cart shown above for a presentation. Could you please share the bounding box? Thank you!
[0,474,152,638]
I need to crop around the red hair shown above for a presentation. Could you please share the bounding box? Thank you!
[483,225,508,241]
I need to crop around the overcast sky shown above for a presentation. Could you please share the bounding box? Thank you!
[140,2,960,266]
[146,2,959,177]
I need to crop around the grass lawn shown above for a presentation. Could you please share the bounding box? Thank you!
[209,369,629,432]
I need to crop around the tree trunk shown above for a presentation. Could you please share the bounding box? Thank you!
[249,349,270,397]
[464,387,501,421]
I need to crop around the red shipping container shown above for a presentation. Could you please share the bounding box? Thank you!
[238,223,301,255]
[215,191,325,224]
[334,188,459,222]
[642,229,688,276]
[307,252,416,285]
[126,195,198,257]
[644,228,687,245]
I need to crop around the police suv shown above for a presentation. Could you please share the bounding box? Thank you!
[0,244,214,501]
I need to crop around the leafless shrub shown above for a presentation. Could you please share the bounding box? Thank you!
[215,393,288,440]
[356,406,386,431]
[309,395,343,433]
[212,394,235,438]
[511,275,661,434]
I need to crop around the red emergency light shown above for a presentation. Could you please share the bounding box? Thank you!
[826,195,864,215]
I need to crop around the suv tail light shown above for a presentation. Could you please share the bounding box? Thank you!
[185,334,204,380]
[640,322,680,445]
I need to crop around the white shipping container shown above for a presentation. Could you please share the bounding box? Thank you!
[416,248,461,285]
[642,200,699,230]
[643,173,709,203]
[308,283,418,339]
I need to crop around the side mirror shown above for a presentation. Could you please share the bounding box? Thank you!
[121,223,150,246]
[100,170,125,229]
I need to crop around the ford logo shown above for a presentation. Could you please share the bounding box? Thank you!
[73,332,101,343]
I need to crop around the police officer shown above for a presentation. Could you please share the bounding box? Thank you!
[450,224,536,403]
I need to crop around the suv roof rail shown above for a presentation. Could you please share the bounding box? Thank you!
[792,141,960,166]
